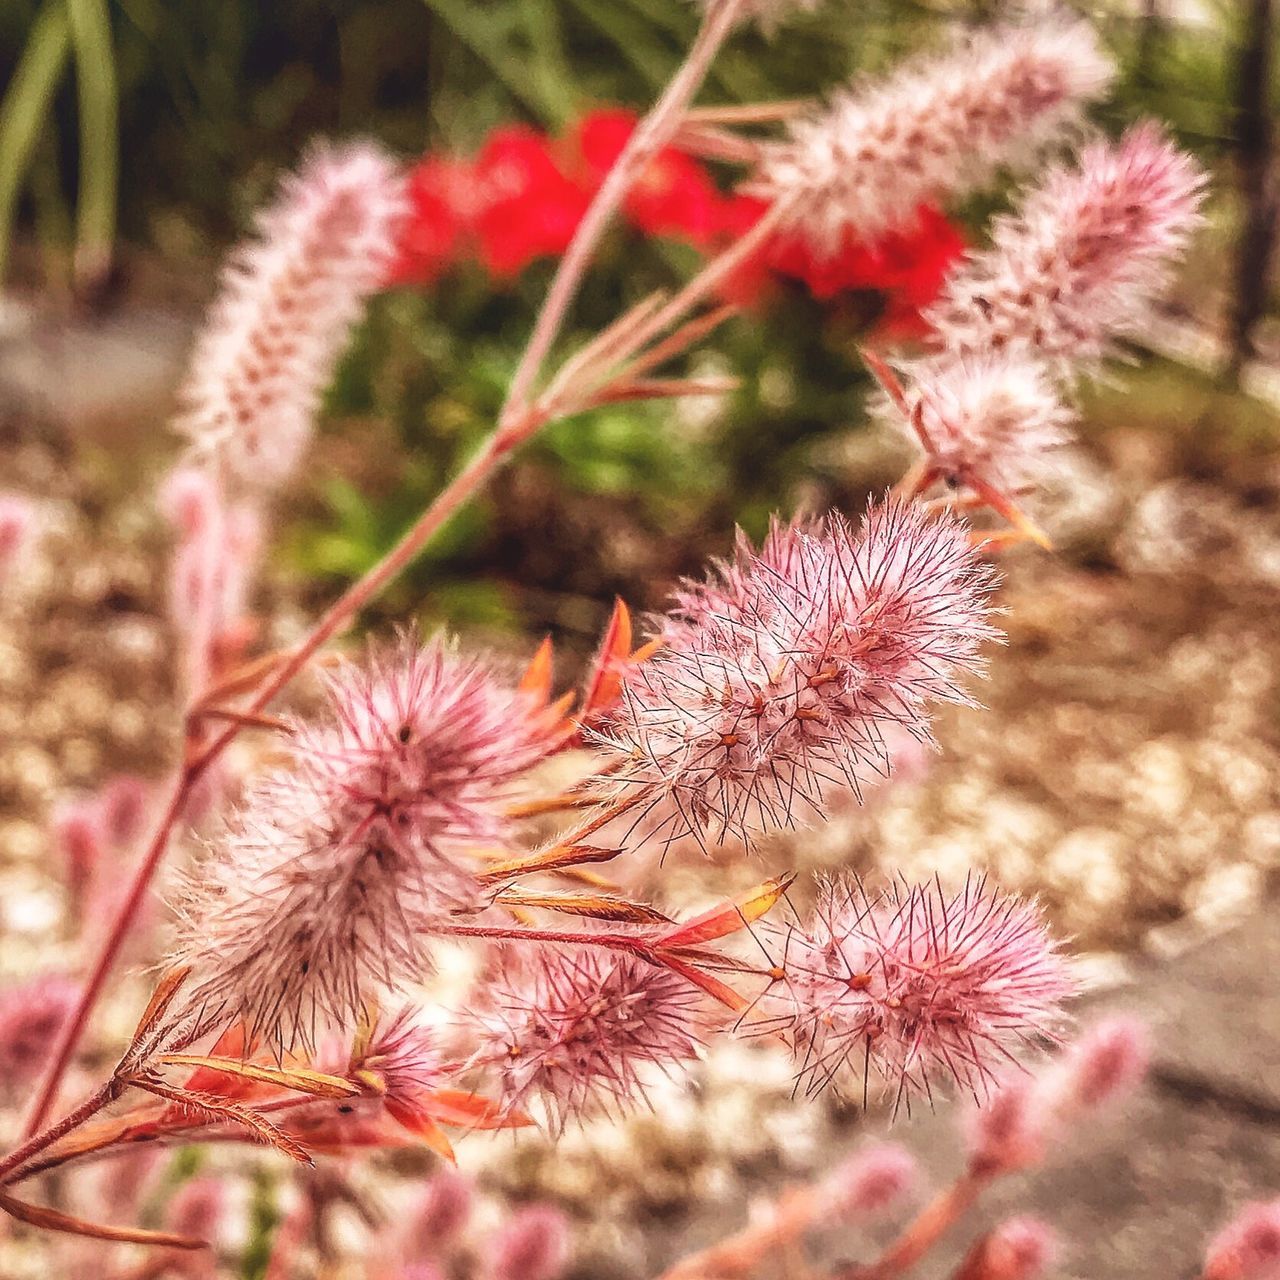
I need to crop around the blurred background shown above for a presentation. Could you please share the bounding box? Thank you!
[2,1,1280,1276]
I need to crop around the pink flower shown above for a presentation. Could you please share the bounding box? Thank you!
[820,1142,917,1219]
[882,352,1076,492]
[1204,1201,1280,1280]
[400,1168,473,1262]
[485,1204,571,1280]
[174,638,557,1048]
[176,141,407,488]
[760,876,1074,1102]
[1054,1014,1149,1109]
[755,22,1111,251]
[929,123,1206,369]
[598,502,998,848]
[466,950,711,1132]
[0,975,79,1091]
[958,1217,1059,1280]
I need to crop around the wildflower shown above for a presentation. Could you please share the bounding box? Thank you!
[957,1217,1059,1280]
[350,1006,446,1133]
[755,23,1112,251]
[486,1204,571,1280]
[760,877,1073,1102]
[1203,1200,1280,1280]
[97,774,150,848]
[388,155,474,286]
[400,1168,473,1261]
[575,107,722,249]
[466,949,711,1132]
[174,638,556,1048]
[0,975,79,1090]
[0,492,38,579]
[598,502,998,848]
[881,352,1076,493]
[472,127,589,278]
[819,1142,917,1219]
[176,141,407,488]
[51,797,104,910]
[968,1015,1150,1176]
[929,124,1206,369]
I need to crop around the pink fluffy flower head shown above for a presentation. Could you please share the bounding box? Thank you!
[882,353,1076,493]
[174,638,555,1048]
[177,141,407,489]
[755,22,1111,252]
[930,123,1206,369]
[486,1204,571,1280]
[598,501,998,849]
[958,1217,1059,1280]
[1204,1200,1280,1280]
[820,1142,917,1220]
[0,975,79,1091]
[760,876,1074,1105]
[466,949,712,1133]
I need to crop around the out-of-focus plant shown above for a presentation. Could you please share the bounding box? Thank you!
[0,4,1266,1278]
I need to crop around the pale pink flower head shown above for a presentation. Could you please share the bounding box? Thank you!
[177,140,408,489]
[760,876,1074,1104]
[1054,1014,1149,1109]
[174,637,556,1048]
[158,466,218,540]
[0,491,39,579]
[883,353,1076,492]
[165,1176,225,1243]
[51,797,104,908]
[599,502,998,849]
[97,774,150,848]
[1204,1200,1280,1280]
[961,1217,1059,1280]
[486,1204,571,1280]
[820,1142,917,1220]
[0,975,78,1091]
[466,949,711,1133]
[756,22,1112,251]
[930,123,1206,369]
[966,1074,1049,1176]
[401,1168,473,1261]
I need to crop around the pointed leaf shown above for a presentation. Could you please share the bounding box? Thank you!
[480,842,622,881]
[659,875,793,950]
[519,636,555,704]
[421,1088,534,1130]
[157,1055,358,1100]
[128,1077,313,1165]
[0,1192,205,1249]
[125,965,190,1054]
[580,598,632,718]
[496,888,671,924]
[385,1100,457,1164]
[656,953,749,1012]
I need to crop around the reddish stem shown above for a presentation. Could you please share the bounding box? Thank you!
[1,1081,118,1182]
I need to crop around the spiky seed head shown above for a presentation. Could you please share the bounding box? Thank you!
[173,637,555,1049]
[759,876,1074,1104]
[929,123,1206,369]
[176,141,408,489]
[465,949,712,1133]
[755,22,1112,251]
[597,502,998,849]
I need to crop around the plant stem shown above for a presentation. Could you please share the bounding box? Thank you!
[499,0,747,428]
[0,1081,118,1183]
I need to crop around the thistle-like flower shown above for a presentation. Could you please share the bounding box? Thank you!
[598,502,998,849]
[174,638,555,1048]
[176,141,407,489]
[754,22,1111,251]
[464,949,712,1132]
[759,876,1073,1103]
[929,124,1206,369]
[881,353,1076,493]
[1203,1200,1280,1280]
[485,1204,571,1280]
[0,975,78,1090]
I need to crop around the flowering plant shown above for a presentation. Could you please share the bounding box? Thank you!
[1,2,1267,1277]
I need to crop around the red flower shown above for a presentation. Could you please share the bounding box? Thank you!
[472,126,590,279]
[388,155,474,287]
[711,193,780,310]
[574,107,722,249]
